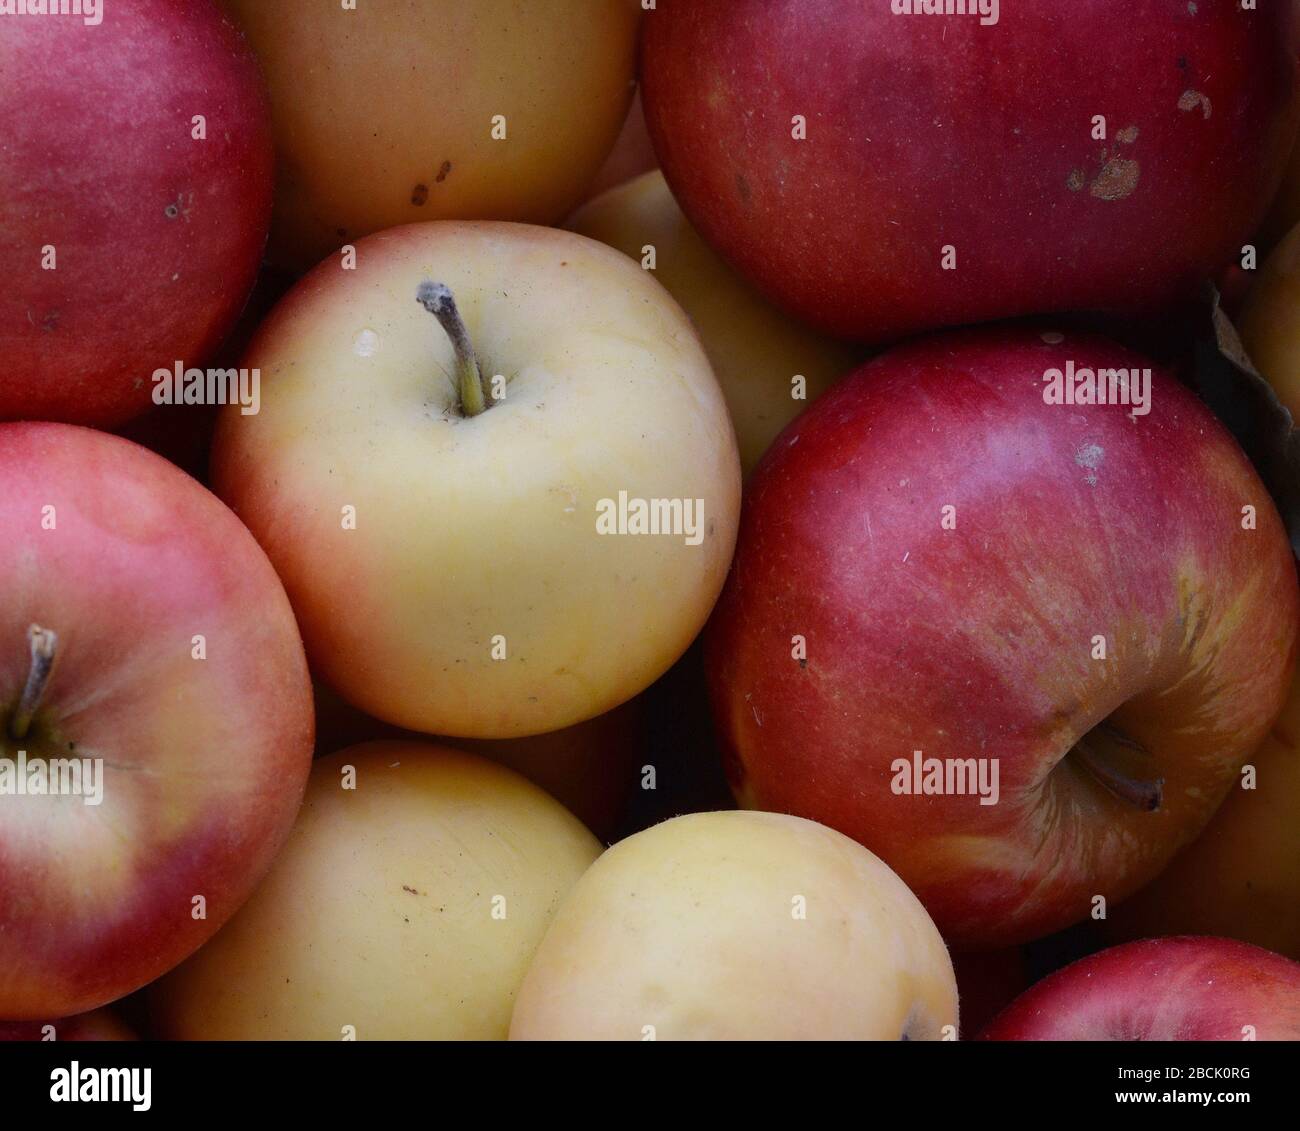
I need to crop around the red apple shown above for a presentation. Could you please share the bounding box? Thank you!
[980,936,1300,1041]
[0,424,313,1019]
[641,0,1300,342]
[0,0,273,428]
[705,328,1297,949]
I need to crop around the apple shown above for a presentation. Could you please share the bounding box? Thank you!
[641,0,1300,342]
[0,423,313,1019]
[980,936,1300,1041]
[1238,220,1300,421]
[0,0,272,428]
[705,328,1298,950]
[225,0,640,271]
[212,221,740,739]
[1,1009,135,1043]
[509,810,958,1040]
[150,742,602,1040]
[581,90,658,203]
[1103,664,1300,960]
[568,171,858,476]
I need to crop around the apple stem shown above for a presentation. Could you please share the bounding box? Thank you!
[10,625,57,742]
[1073,732,1164,812]
[416,280,488,418]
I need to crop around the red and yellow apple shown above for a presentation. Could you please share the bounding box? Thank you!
[213,221,740,739]
[0,424,313,1019]
[706,328,1297,949]
[0,0,272,427]
[225,0,640,271]
[980,936,1300,1041]
[642,0,1300,342]
[568,171,858,476]
[509,811,958,1040]
[151,742,601,1040]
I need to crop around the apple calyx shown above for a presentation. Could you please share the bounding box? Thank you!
[416,280,489,418]
[1071,723,1164,812]
[9,624,57,742]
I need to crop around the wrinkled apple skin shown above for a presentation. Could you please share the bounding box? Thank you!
[705,328,1298,950]
[979,937,1300,1041]
[0,425,313,1019]
[642,0,1300,342]
[0,0,273,428]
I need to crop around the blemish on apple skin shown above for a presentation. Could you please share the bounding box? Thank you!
[435,160,452,183]
[1075,442,1104,486]
[411,183,429,206]
[1066,170,1086,193]
[1178,90,1212,119]
[736,173,752,203]
[1117,126,1139,145]
[1089,157,1139,201]
[353,328,380,357]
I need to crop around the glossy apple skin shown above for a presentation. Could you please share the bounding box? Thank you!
[706,329,1298,949]
[0,424,314,1019]
[0,0,272,428]
[1105,664,1300,960]
[213,221,740,739]
[980,937,1300,1041]
[642,0,1300,342]
[568,171,859,476]
[226,0,639,271]
[1,1010,135,1042]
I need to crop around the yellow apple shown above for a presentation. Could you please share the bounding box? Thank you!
[1239,220,1300,419]
[212,221,740,738]
[1105,663,1300,960]
[568,172,858,476]
[224,0,640,271]
[509,810,958,1040]
[150,742,602,1040]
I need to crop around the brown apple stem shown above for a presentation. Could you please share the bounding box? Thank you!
[416,280,488,418]
[10,625,58,742]
[1072,732,1163,812]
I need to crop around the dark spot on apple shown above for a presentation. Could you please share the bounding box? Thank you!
[798,658,807,670]
[435,160,452,183]
[560,261,568,267]
[1177,56,1188,70]
[402,884,420,895]
[736,173,752,202]
[41,310,60,332]
[1066,169,1085,193]
[411,183,429,206]
[164,203,179,219]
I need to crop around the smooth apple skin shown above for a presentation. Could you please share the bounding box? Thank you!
[0,0,273,428]
[508,810,958,1041]
[641,0,1300,342]
[979,937,1300,1041]
[150,742,602,1040]
[1,1009,135,1043]
[225,0,639,271]
[0,424,313,1019]
[212,221,741,739]
[705,329,1298,950]
[568,171,859,476]
[1104,664,1300,960]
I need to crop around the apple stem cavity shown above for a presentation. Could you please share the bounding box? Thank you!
[10,624,58,742]
[1073,730,1164,812]
[416,280,489,418]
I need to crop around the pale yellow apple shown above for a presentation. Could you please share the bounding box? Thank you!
[150,742,602,1040]
[568,171,859,475]
[213,221,740,738]
[224,0,640,270]
[1238,220,1300,419]
[1105,663,1300,960]
[508,810,958,1040]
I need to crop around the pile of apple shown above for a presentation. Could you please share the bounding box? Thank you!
[5,0,1300,1043]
